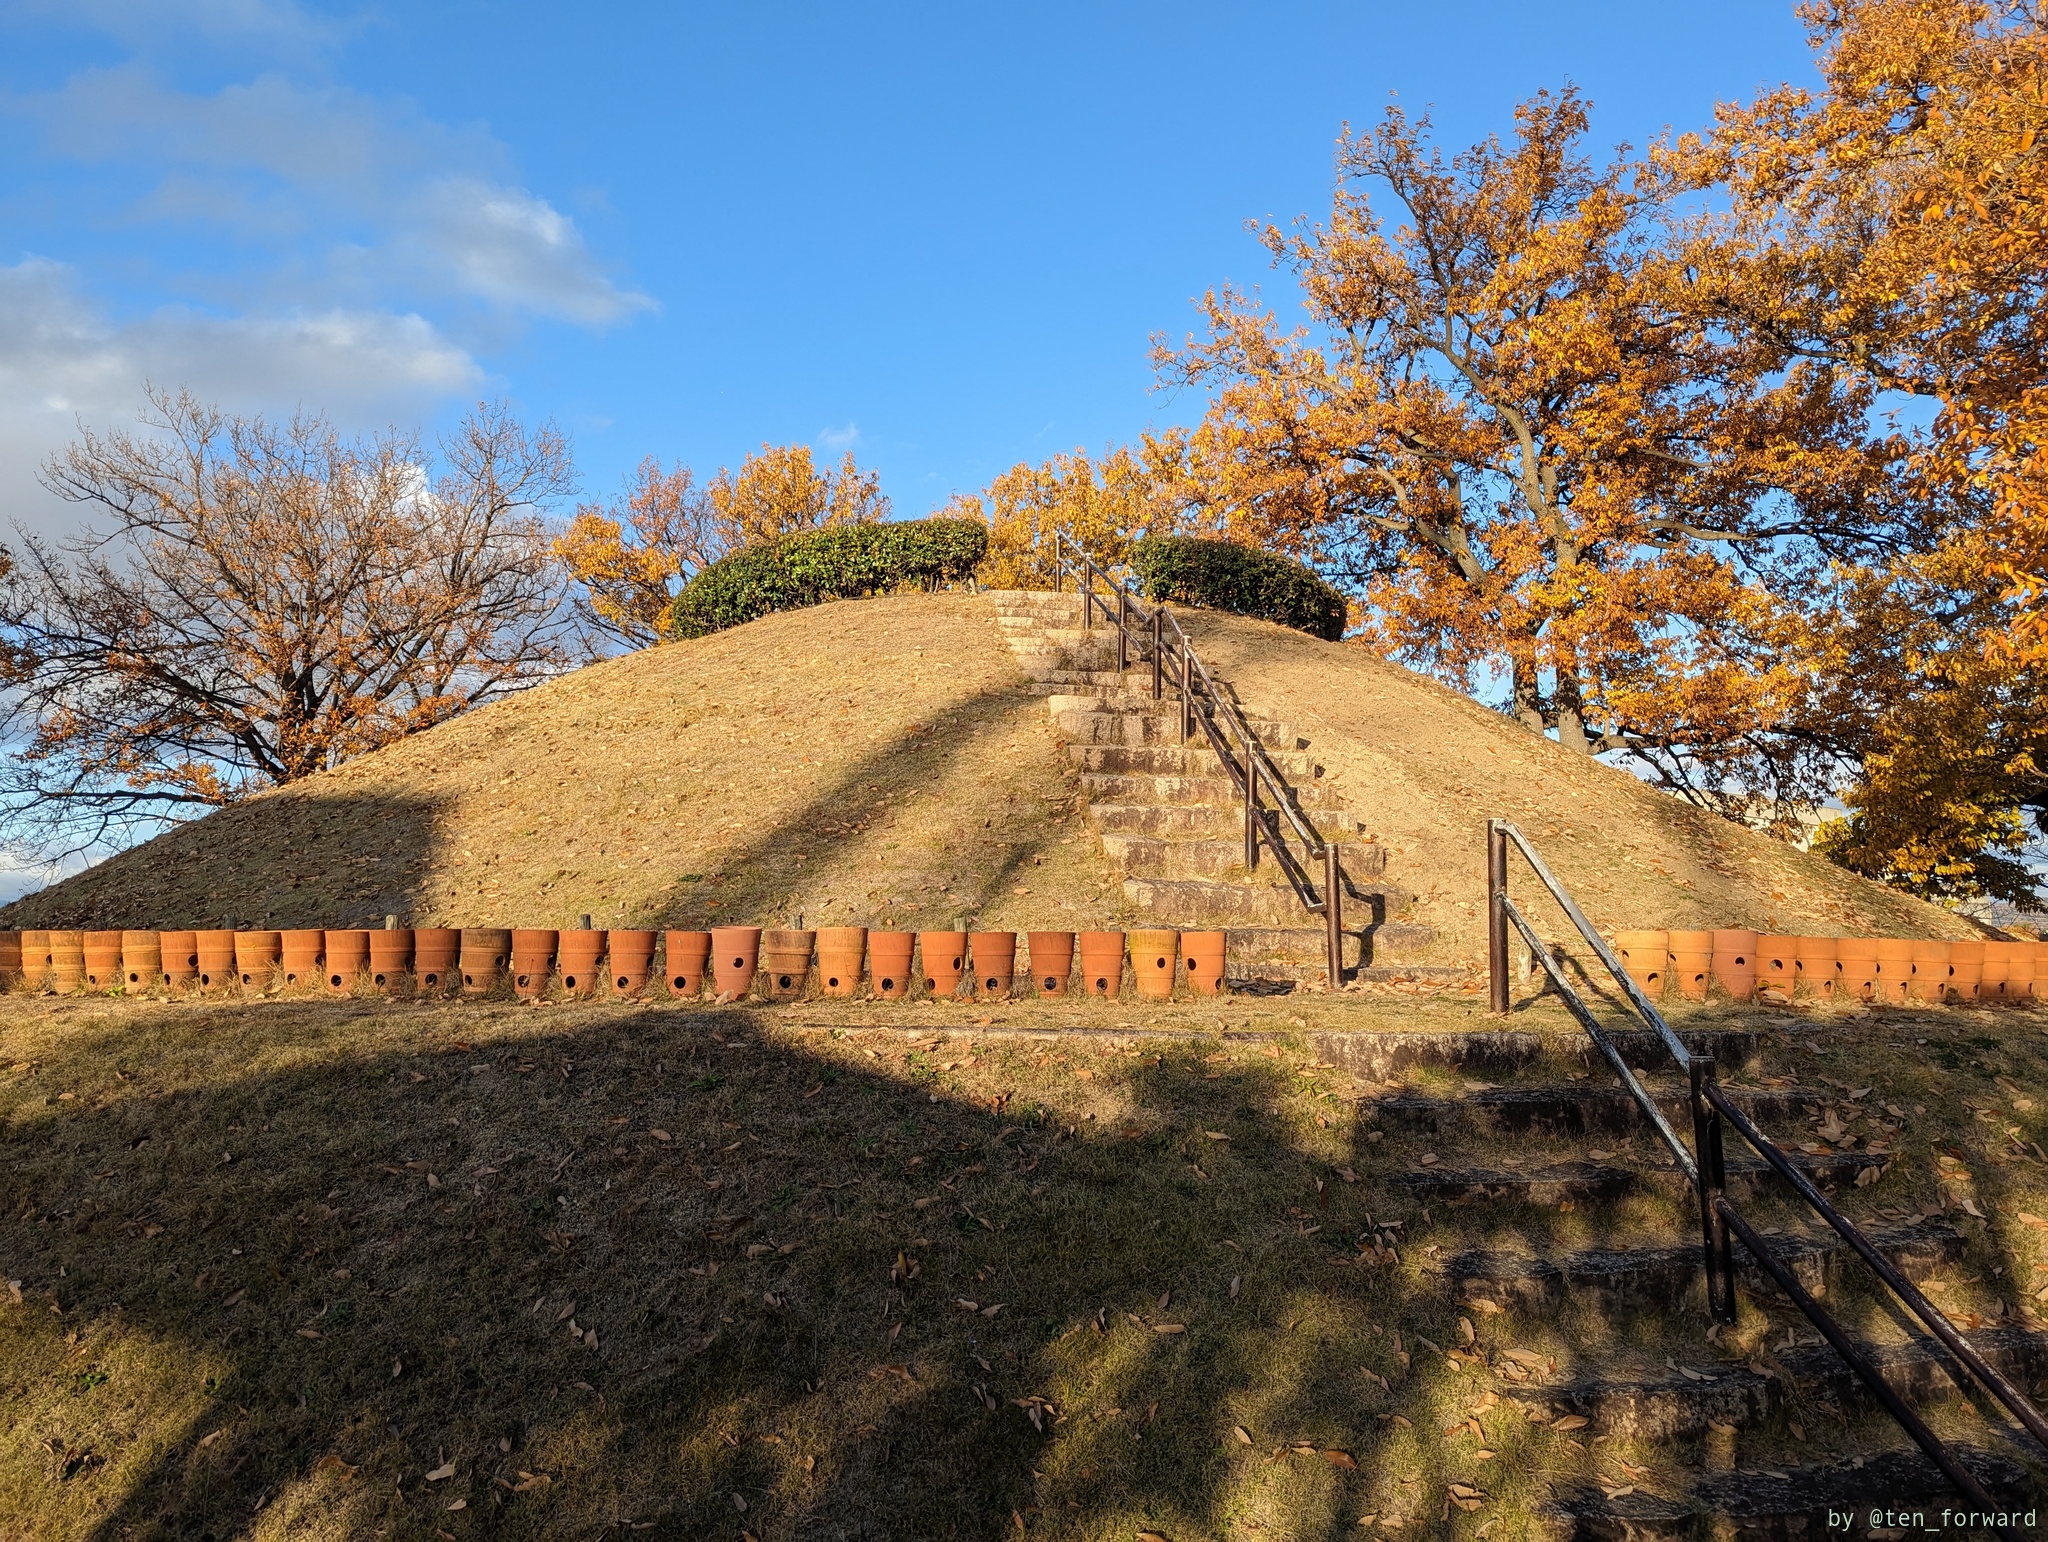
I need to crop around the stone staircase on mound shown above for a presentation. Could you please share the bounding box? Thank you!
[1303,1022,2046,1537]
[986,589,1440,986]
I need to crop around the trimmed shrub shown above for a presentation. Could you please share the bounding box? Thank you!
[1129,536,1348,641]
[667,518,989,639]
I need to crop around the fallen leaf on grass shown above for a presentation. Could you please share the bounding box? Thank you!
[1232,1426,1252,1445]
[296,1328,322,1340]
[1324,1449,1357,1469]
[1153,1323,1185,1335]
[1137,1532,1170,1542]
[425,1460,455,1481]
[512,1472,551,1492]
[311,1453,353,1478]
[1203,1130,1229,1141]
[446,1499,467,1511]
[1552,1415,1589,1432]
[649,1130,672,1142]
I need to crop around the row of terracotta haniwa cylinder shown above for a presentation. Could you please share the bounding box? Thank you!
[1612,929,2047,1005]
[0,926,1231,1002]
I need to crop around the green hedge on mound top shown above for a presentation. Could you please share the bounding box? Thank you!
[667,518,989,639]
[1129,535,1348,641]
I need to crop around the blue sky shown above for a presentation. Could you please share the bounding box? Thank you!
[0,0,1820,533]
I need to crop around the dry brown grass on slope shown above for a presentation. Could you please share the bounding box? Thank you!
[0,594,1129,933]
[1171,608,1976,964]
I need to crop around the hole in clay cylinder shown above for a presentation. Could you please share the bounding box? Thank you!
[1043,977,1057,990]
[732,957,744,967]
[564,975,578,989]
[827,976,841,987]
[778,974,793,988]
[374,973,387,985]
[925,978,937,991]
[985,977,998,989]
[330,974,344,987]
[880,977,895,991]
[615,976,629,989]
[128,972,140,983]
[672,976,685,988]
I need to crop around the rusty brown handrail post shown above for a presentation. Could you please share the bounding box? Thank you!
[1324,842,1343,989]
[1486,819,1510,1015]
[1116,588,1128,673]
[1690,1056,1737,1324]
[1150,605,1163,700]
[1243,754,1258,873]
[1178,634,1192,743]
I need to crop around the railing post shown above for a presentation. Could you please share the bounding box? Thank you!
[1116,588,1128,673]
[1691,1057,1737,1324]
[1150,606,1163,700]
[1487,820,1510,1015]
[1325,842,1343,989]
[1178,636,1192,743]
[1053,532,1062,594]
[1082,566,1092,628]
[1244,752,1258,872]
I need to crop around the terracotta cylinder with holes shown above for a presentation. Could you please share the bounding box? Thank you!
[1835,937,1879,1002]
[1182,930,1228,996]
[459,928,511,994]
[557,930,606,999]
[49,930,85,994]
[1794,936,1838,999]
[761,929,814,1001]
[868,931,915,998]
[1947,939,1985,1002]
[668,930,715,997]
[510,929,557,1000]
[158,930,198,989]
[1707,930,1754,1002]
[367,929,413,991]
[0,931,20,983]
[1981,940,2014,1000]
[1078,931,1125,998]
[19,930,50,990]
[1616,930,1670,999]
[2006,941,2036,1002]
[324,930,369,994]
[815,927,867,998]
[195,930,236,989]
[84,931,124,990]
[121,930,162,991]
[1667,929,1712,1001]
[1755,935,1797,997]
[234,930,281,988]
[971,931,1017,1000]
[1908,939,1951,1002]
[279,929,323,988]
[413,928,459,991]
[1129,929,1179,1000]
[1873,938,1915,1003]
[919,931,967,999]
[607,930,655,995]
[707,926,758,998]
[2033,941,2048,1000]
[1026,931,1073,996]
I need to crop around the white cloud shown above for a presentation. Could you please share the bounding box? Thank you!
[408,178,654,325]
[0,258,480,535]
[817,422,861,451]
[15,0,352,54]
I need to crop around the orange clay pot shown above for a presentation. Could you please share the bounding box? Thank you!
[709,926,760,998]
[1794,936,1838,1000]
[1182,930,1227,996]
[324,930,369,994]
[919,930,967,999]
[1667,930,1713,1002]
[761,929,815,1002]
[1755,935,1797,997]
[606,930,656,995]
[234,931,280,988]
[1026,931,1074,996]
[816,928,867,998]
[368,929,412,991]
[868,931,915,999]
[413,929,459,991]
[19,930,49,991]
[1908,939,1952,1003]
[159,930,198,989]
[557,930,606,999]
[1981,940,2014,1000]
[460,928,512,994]
[84,930,124,990]
[0,931,19,982]
[510,929,558,1000]
[49,930,85,993]
[1129,929,1180,1001]
[2005,941,2036,1002]
[1835,938,1879,1002]
[1616,930,1670,999]
[1078,931,1126,998]
[279,929,324,988]
[196,930,237,990]
[971,932,1017,1000]
[1873,939,1915,1004]
[1708,929,1756,1003]
[667,930,714,998]
[121,930,162,991]
[1947,939,1985,1003]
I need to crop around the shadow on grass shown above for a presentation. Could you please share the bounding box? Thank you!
[0,997,1495,1542]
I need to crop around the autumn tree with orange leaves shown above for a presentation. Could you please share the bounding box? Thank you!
[1160,89,1884,809]
[944,443,1195,590]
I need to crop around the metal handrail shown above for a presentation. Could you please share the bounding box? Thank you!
[1045,532,1344,985]
[1485,818,2041,1532]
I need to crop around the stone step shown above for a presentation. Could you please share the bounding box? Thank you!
[1442,1220,1963,1314]
[1389,1146,1887,1207]
[1068,743,1327,781]
[1078,771,1348,810]
[1049,699,1301,748]
[1372,1084,1829,1139]
[1123,877,1435,942]
[1280,1027,1772,1083]
[1540,1445,2034,1541]
[1089,802,1248,839]
[1102,835,1385,884]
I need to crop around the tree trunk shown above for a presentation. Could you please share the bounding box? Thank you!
[1510,658,1547,735]
[1554,669,1593,756]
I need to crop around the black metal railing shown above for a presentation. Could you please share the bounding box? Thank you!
[1045,532,1345,987]
[1486,817,2040,1535]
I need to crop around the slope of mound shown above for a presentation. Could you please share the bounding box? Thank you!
[1173,608,1975,961]
[0,595,1128,931]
